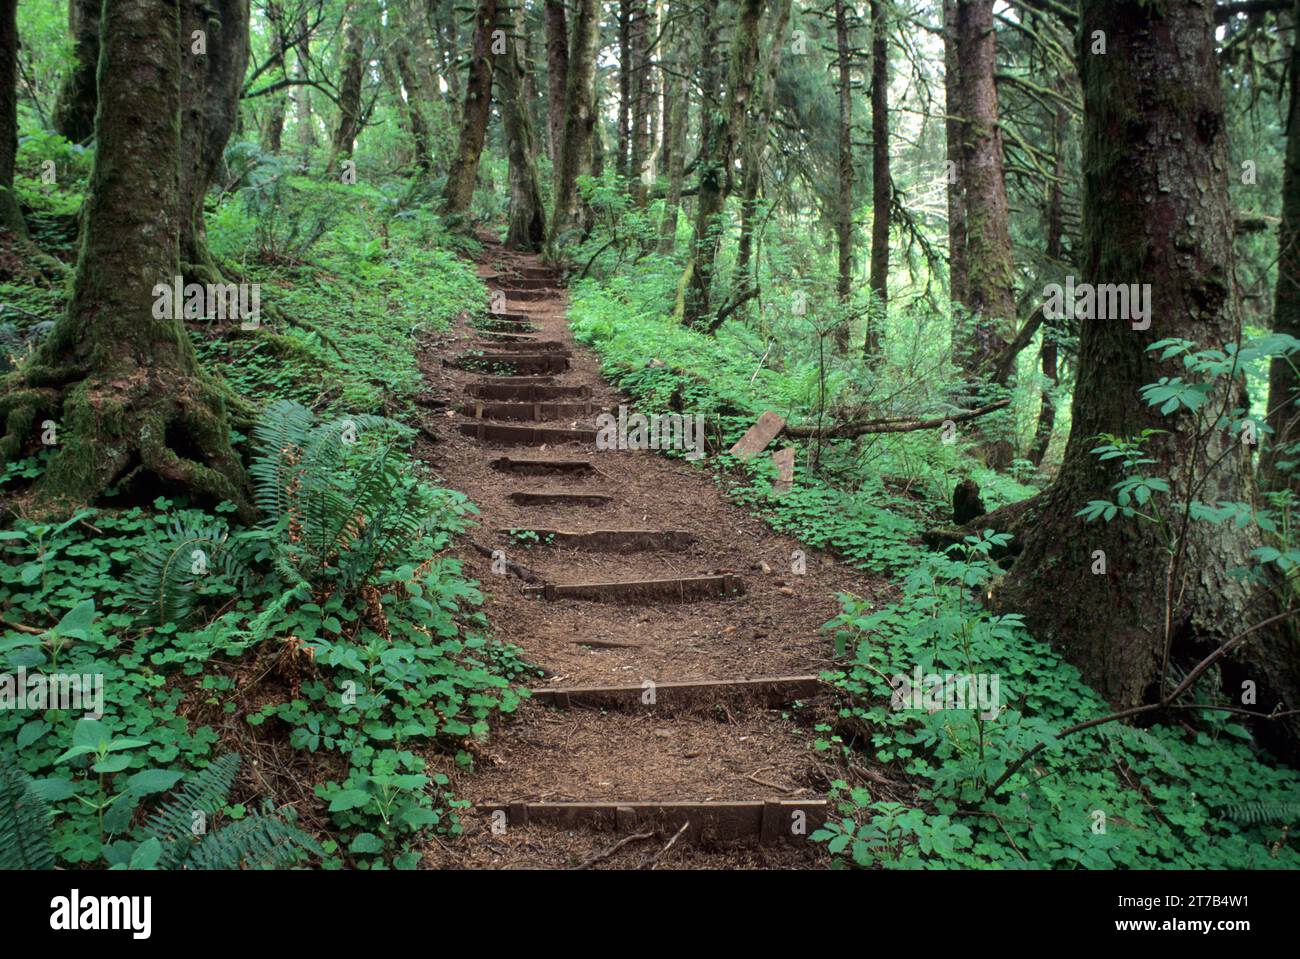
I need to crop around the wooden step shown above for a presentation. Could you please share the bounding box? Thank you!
[472,339,570,354]
[518,266,562,281]
[523,574,745,603]
[478,800,827,842]
[475,330,538,343]
[453,352,569,374]
[489,288,551,303]
[489,457,597,474]
[489,276,554,291]
[497,527,694,551]
[509,490,614,507]
[530,676,824,710]
[459,400,599,421]
[471,374,557,386]
[459,423,598,445]
[478,311,535,324]
[470,383,591,401]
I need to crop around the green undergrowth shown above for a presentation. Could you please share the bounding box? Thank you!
[567,269,1300,869]
[2,163,529,869]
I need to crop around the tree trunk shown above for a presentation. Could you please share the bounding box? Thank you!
[657,25,688,253]
[617,0,631,177]
[628,0,652,202]
[0,0,250,518]
[943,0,966,309]
[549,0,598,251]
[328,16,366,175]
[1028,99,1068,466]
[999,0,1300,765]
[292,10,314,170]
[441,0,499,220]
[499,3,546,250]
[682,0,763,331]
[734,0,792,283]
[52,0,99,144]
[543,0,568,164]
[1266,0,1300,489]
[866,0,889,354]
[832,0,854,352]
[0,0,25,237]
[179,0,251,283]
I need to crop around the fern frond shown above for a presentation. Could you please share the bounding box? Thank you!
[186,806,322,869]
[141,752,241,869]
[1221,799,1300,826]
[0,752,55,869]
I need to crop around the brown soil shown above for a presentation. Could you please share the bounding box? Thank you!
[414,238,890,870]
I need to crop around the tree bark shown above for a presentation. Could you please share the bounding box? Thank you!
[734,0,792,282]
[657,22,688,253]
[543,0,568,164]
[549,0,599,250]
[179,0,251,283]
[441,0,499,220]
[628,0,652,202]
[943,0,967,309]
[327,15,366,174]
[292,9,315,170]
[52,0,99,144]
[1266,0,1300,489]
[0,0,25,238]
[682,0,763,331]
[499,2,546,250]
[617,0,631,177]
[1028,98,1068,466]
[866,0,890,354]
[833,0,855,350]
[0,0,250,518]
[999,0,1300,764]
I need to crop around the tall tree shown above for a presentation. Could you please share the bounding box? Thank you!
[543,0,568,163]
[549,0,599,250]
[52,0,100,144]
[179,0,252,282]
[680,0,764,330]
[442,0,499,219]
[0,0,249,516]
[833,0,855,339]
[0,0,26,238]
[628,0,653,202]
[1266,0,1300,489]
[1000,0,1300,763]
[657,17,688,253]
[866,0,889,353]
[943,0,966,309]
[327,13,366,174]
[498,0,546,250]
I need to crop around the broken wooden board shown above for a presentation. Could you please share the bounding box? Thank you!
[729,411,787,461]
[530,675,824,710]
[508,491,613,507]
[771,446,796,495]
[489,457,597,475]
[470,383,592,401]
[496,528,694,551]
[477,800,827,842]
[458,423,598,445]
[522,574,745,604]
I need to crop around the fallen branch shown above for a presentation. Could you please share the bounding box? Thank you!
[572,830,655,870]
[783,399,1011,439]
[467,541,546,585]
[643,820,691,870]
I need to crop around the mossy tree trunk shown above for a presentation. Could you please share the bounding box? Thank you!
[0,0,25,237]
[0,0,250,518]
[999,0,1300,764]
[499,2,546,251]
[441,0,498,221]
[681,0,763,331]
[656,21,688,254]
[543,0,568,164]
[866,0,890,355]
[1266,0,1300,490]
[549,0,598,252]
[832,0,855,351]
[326,14,366,176]
[52,0,99,144]
[943,0,966,310]
[179,0,251,283]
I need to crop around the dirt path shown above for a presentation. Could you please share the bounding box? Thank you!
[415,240,888,869]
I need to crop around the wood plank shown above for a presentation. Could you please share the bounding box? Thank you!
[523,574,744,603]
[489,456,596,474]
[508,491,613,506]
[458,423,598,445]
[476,800,827,841]
[531,675,824,709]
[470,383,591,400]
[496,528,694,551]
[729,410,786,461]
[772,446,796,495]
[453,352,569,374]
[471,340,571,354]
[459,401,597,421]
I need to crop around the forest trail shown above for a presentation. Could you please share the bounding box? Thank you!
[414,240,889,869]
